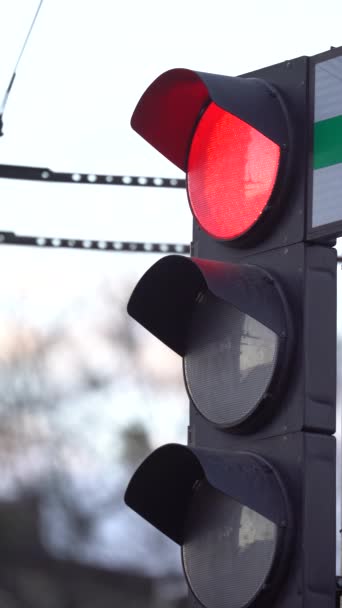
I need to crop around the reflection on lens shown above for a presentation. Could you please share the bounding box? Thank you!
[183,291,278,427]
[187,102,280,240]
[182,479,277,608]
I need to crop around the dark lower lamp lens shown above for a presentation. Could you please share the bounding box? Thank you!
[182,479,278,608]
[183,291,279,427]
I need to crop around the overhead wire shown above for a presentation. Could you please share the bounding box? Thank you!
[0,0,44,135]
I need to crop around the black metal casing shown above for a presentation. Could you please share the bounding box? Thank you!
[184,52,337,596]
[126,51,338,608]
[131,57,310,252]
[125,434,335,608]
[187,228,337,608]
[189,241,336,438]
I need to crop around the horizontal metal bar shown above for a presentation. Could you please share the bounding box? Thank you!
[0,164,186,188]
[0,231,190,254]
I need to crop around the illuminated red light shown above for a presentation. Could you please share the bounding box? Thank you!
[187,102,281,240]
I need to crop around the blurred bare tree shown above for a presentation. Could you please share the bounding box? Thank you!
[0,280,187,607]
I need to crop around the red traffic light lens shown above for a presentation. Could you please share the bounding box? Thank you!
[187,102,281,240]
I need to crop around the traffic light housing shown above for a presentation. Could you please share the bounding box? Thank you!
[125,48,339,607]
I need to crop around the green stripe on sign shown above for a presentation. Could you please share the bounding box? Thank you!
[314,114,342,170]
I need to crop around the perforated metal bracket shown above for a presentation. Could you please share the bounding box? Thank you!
[0,164,186,188]
[0,231,190,254]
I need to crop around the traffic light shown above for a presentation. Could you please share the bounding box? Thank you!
[125,47,341,607]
